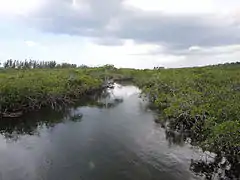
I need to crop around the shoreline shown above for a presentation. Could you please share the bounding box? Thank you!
[0,86,106,118]
[0,68,106,118]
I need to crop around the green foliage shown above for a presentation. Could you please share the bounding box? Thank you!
[0,68,103,113]
[203,120,240,152]
[0,64,136,114]
[132,65,240,174]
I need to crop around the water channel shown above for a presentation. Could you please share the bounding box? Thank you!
[0,84,205,180]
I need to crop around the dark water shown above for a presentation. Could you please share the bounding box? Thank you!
[0,84,204,180]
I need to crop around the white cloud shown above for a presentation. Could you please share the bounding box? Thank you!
[164,44,240,67]
[184,44,240,55]
[82,42,240,68]
[123,0,239,15]
[25,41,37,47]
[0,0,42,15]
[188,46,202,51]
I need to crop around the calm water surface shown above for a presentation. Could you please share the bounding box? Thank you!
[0,84,203,180]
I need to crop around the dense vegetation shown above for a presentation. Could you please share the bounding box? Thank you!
[0,60,132,117]
[0,59,239,179]
[133,63,240,179]
[0,68,104,116]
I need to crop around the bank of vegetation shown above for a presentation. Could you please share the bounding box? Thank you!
[0,60,133,117]
[0,69,103,117]
[0,60,105,117]
[133,62,240,179]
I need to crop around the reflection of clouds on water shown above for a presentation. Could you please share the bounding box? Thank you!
[111,84,141,98]
[97,84,130,109]
[0,137,7,150]
[88,161,95,170]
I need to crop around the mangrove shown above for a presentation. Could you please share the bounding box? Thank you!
[0,59,239,179]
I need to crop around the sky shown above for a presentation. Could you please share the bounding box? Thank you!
[0,0,239,68]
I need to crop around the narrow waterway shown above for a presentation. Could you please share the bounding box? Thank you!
[0,84,204,180]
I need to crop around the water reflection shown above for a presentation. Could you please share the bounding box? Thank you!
[154,116,240,180]
[0,108,73,141]
[0,87,124,141]
[165,129,186,147]
[97,89,124,109]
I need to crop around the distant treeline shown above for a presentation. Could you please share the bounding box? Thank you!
[215,61,240,67]
[0,59,88,69]
[153,66,165,70]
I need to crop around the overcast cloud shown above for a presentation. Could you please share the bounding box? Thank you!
[25,0,240,48]
[0,0,239,68]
